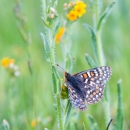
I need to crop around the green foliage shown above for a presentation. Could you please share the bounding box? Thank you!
[87,115,100,130]
[85,54,98,68]
[41,33,51,62]
[97,2,115,31]
[83,24,98,63]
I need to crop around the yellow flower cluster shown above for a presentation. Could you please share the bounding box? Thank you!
[55,27,66,43]
[1,57,15,67]
[1,57,20,77]
[67,1,87,21]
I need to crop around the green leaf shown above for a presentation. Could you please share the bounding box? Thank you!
[114,79,124,130]
[87,115,100,130]
[85,53,98,68]
[97,2,115,31]
[52,66,61,94]
[64,100,72,130]
[41,33,51,62]
[83,24,98,63]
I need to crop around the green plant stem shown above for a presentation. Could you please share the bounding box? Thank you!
[43,26,63,130]
[56,94,63,130]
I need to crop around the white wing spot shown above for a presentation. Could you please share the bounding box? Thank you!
[85,79,88,83]
[96,95,99,98]
[84,85,87,88]
[96,80,100,83]
[87,91,90,94]
[87,72,91,77]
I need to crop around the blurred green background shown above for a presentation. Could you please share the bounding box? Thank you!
[0,0,130,129]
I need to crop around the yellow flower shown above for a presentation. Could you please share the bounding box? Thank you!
[55,27,66,43]
[31,120,36,127]
[76,1,87,8]
[67,10,78,21]
[1,58,9,67]
[74,5,86,17]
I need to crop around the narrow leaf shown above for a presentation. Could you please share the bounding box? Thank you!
[87,115,100,130]
[41,33,51,62]
[97,2,115,31]
[114,79,124,130]
[85,53,98,68]
[83,24,98,63]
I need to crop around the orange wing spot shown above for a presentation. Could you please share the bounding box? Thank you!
[83,73,88,78]
[96,86,99,89]
[69,87,72,92]
[90,71,95,77]
[88,98,91,101]
[90,94,93,98]
[93,92,96,95]
[96,90,99,93]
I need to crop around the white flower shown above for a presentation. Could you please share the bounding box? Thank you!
[14,71,20,76]
[50,7,56,13]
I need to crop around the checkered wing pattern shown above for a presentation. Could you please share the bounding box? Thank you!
[68,84,86,110]
[74,66,112,104]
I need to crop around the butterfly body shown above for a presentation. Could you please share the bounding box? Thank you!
[64,66,112,111]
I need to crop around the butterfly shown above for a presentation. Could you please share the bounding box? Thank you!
[64,66,112,111]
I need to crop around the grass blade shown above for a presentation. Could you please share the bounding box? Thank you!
[87,115,100,130]
[114,79,124,130]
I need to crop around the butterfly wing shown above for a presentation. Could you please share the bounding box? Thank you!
[73,66,112,104]
[67,83,87,110]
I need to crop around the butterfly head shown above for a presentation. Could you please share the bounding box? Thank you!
[64,72,71,81]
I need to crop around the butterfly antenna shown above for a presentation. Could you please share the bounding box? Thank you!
[56,64,66,72]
